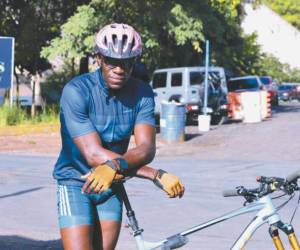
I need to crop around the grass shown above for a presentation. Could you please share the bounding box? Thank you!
[0,104,60,135]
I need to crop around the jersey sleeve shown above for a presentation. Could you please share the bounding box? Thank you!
[135,84,156,127]
[60,82,96,138]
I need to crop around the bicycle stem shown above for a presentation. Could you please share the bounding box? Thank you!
[118,183,144,236]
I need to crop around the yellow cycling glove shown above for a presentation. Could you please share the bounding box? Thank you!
[82,163,117,194]
[153,169,185,198]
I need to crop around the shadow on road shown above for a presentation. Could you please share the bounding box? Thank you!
[273,103,300,114]
[0,235,62,250]
[0,187,44,199]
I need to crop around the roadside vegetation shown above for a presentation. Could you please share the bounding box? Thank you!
[264,0,300,30]
[1,0,300,130]
[0,104,59,126]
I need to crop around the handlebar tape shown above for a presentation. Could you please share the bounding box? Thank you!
[286,170,300,183]
[222,188,240,197]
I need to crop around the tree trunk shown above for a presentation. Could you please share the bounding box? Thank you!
[79,56,89,75]
[31,74,37,118]
[14,68,20,107]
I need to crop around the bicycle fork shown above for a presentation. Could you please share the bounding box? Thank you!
[269,222,300,250]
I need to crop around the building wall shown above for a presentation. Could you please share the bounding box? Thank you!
[242,3,300,69]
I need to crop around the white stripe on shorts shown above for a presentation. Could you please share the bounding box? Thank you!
[58,185,67,216]
[63,185,71,216]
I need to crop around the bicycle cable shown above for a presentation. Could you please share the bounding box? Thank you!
[276,193,295,212]
[289,191,300,224]
[271,192,287,200]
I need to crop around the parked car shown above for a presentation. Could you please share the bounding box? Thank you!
[228,75,263,92]
[281,83,300,102]
[278,85,295,102]
[259,76,279,105]
[150,66,228,124]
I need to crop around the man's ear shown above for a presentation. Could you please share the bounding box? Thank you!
[95,54,102,66]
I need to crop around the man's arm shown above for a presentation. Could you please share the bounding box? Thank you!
[123,124,185,198]
[73,123,155,170]
[74,124,156,193]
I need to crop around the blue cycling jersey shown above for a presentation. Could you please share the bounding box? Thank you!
[53,69,155,186]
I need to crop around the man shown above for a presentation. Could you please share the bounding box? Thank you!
[53,23,185,250]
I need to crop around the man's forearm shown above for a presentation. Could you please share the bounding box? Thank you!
[126,165,158,180]
[122,143,156,169]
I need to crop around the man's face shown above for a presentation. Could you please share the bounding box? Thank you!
[97,55,135,90]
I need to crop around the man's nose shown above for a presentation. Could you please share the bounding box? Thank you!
[113,66,125,74]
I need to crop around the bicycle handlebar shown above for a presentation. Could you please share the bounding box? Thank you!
[223,189,239,197]
[286,170,300,183]
[223,188,240,197]
[223,170,300,199]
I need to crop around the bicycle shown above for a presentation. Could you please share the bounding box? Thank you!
[117,170,300,249]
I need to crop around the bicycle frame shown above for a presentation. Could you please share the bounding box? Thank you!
[118,183,300,250]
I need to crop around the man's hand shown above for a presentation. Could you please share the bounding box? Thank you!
[114,173,125,181]
[81,164,117,193]
[153,169,185,198]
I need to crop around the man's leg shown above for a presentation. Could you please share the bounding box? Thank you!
[94,191,123,250]
[57,185,96,250]
[93,220,122,250]
[61,225,93,250]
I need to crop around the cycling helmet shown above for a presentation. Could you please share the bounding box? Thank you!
[95,23,142,59]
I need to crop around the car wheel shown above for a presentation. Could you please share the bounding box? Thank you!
[272,96,279,106]
[211,114,227,126]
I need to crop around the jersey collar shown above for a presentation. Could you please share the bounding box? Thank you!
[96,68,110,96]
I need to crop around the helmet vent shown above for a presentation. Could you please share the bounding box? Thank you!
[112,34,117,45]
[131,38,135,49]
[95,23,142,58]
[122,35,128,46]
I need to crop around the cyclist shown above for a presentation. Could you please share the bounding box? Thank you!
[53,23,185,250]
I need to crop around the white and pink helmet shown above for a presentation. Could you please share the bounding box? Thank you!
[95,23,142,59]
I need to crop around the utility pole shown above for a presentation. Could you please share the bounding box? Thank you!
[203,40,210,115]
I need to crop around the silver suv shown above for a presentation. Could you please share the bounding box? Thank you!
[150,66,228,124]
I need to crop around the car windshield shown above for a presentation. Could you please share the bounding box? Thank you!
[190,71,221,86]
[278,85,293,90]
[228,78,259,91]
[260,77,271,85]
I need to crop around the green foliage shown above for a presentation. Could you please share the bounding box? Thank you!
[30,105,59,124]
[1,106,27,126]
[42,0,262,76]
[41,5,97,60]
[264,0,300,30]
[229,33,262,75]
[41,63,76,104]
[0,0,90,74]
[168,4,204,52]
[258,53,300,82]
[0,104,59,126]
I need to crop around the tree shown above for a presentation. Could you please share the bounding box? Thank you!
[264,0,300,30]
[258,53,300,82]
[0,0,90,74]
[42,0,263,77]
[0,0,89,112]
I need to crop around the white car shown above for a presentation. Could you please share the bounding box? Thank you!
[150,66,228,124]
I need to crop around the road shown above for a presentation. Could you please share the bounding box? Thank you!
[0,102,300,249]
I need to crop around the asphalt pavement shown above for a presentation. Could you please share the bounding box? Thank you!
[1,102,300,249]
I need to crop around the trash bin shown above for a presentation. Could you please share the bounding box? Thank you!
[160,102,186,143]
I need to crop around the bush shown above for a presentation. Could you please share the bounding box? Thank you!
[31,104,59,124]
[0,104,59,126]
[5,106,27,126]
